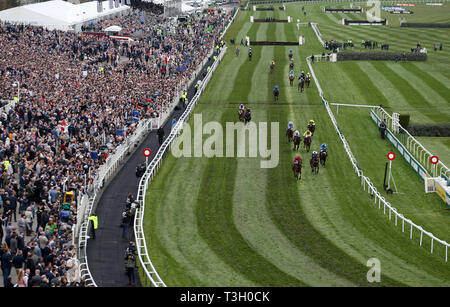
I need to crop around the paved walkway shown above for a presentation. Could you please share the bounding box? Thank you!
[87,54,216,287]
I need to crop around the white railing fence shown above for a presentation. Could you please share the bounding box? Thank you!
[76,117,155,286]
[372,107,450,180]
[134,46,228,287]
[134,8,239,287]
[307,56,450,262]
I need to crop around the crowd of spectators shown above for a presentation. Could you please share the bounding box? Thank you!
[129,0,164,15]
[0,7,229,286]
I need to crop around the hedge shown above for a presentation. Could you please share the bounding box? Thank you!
[407,123,450,137]
[399,114,410,128]
[344,19,386,25]
[250,41,298,45]
[401,23,450,28]
[337,52,427,61]
[325,8,362,13]
[253,19,288,22]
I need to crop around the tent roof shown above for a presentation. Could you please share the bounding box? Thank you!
[0,0,130,30]
[104,25,122,32]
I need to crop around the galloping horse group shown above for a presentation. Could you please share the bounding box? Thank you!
[286,120,328,180]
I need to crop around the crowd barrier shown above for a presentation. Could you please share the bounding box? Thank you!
[133,8,239,287]
[307,56,450,263]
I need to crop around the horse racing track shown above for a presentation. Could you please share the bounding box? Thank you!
[141,1,450,286]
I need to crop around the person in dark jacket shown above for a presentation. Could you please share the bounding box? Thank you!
[157,126,165,145]
[124,253,137,285]
[1,248,12,285]
[379,120,387,139]
[12,249,24,274]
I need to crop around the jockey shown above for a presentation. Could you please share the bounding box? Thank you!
[239,104,245,110]
[289,49,293,55]
[310,151,318,163]
[288,121,294,129]
[308,120,315,128]
[271,59,275,65]
[274,85,279,93]
[301,70,305,78]
[294,129,300,137]
[320,143,327,152]
[289,69,295,77]
[303,130,312,138]
[293,155,302,166]
[306,72,311,79]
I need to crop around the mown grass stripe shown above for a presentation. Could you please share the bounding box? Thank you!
[401,62,450,101]
[371,62,436,110]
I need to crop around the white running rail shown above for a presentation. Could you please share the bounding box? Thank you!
[134,8,239,287]
[307,56,450,262]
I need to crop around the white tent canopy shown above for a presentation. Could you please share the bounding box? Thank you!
[104,25,122,32]
[0,0,130,31]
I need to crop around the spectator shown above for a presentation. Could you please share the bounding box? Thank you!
[121,210,131,239]
[379,120,387,139]
[1,248,12,285]
[16,269,28,287]
[157,126,165,145]
[125,253,137,285]
[12,249,24,274]
[30,269,42,287]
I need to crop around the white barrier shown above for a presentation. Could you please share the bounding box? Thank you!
[307,56,450,262]
[134,8,239,287]
[134,47,228,287]
[310,23,325,46]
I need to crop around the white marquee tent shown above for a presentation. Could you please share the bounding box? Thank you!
[0,0,131,32]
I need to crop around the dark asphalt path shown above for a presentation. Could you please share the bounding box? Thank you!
[87,53,216,287]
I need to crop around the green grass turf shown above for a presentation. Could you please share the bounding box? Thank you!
[142,3,450,286]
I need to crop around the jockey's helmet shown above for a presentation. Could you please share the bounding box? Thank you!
[312,151,317,155]
[309,120,314,124]
[295,155,301,160]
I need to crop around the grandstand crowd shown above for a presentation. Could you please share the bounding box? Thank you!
[0,7,228,286]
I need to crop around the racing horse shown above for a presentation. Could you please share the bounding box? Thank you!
[274,87,279,102]
[303,134,311,152]
[289,60,294,70]
[238,108,245,122]
[244,109,251,125]
[270,61,275,74]
[292,159,302,180]
[293,134,301,151]
[286,127,294,142]
[305,74,311,88]
[298,77,305,93]
[310,154,319,174]
[320,150,327,168]
[289,74,294,86]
